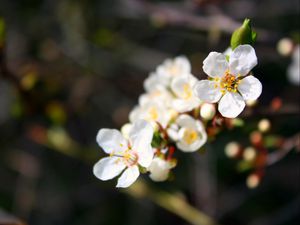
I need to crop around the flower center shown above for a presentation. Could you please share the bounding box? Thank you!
[147,107,159,121]
[123,150,139,167]
[182,128,198,145]
[183,83,193,99]
[110,144,139,167]
[214,71,241,94]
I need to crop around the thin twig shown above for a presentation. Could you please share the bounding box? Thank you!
[119,0,276,42]
[266,133,300,166]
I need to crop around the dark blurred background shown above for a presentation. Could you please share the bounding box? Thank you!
[0,0,299,225]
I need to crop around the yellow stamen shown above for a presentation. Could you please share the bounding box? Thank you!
[123,150,138,167]
[218,70,241,94]
[183,84,193,99]
[110,150,115,157]
[148,107,159,121]
[183,128,198,145]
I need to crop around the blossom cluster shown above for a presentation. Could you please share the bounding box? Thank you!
[93,44,262,188]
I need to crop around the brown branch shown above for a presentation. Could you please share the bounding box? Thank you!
[266,133,300,166]
[241,104,300,118]
[119,0,276,42]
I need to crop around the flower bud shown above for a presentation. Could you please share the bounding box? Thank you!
[225,142,240,158]
[250,131,263,145]
[246,173,260,188]
[258,119,271,133]
[277,38,293,56]
[243,147,256,161]
[148,157,172,182]
[230,18,256,50]
[200,103,216,120]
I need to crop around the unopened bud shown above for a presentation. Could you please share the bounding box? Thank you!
[243,147,256,161]
[246,173,260,188]
[250,131,263,145]
[225,142,240,158]
[258,119,271,133]
[277,38,293,56]
[200,103,216,120]
[231,18,257,50]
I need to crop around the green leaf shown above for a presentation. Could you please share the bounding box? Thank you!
[151,131,163,148]
[230,18,256,50]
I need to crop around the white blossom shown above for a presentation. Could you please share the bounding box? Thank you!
[169,114,207,152]
[156,56,191,85]
[93,120,154,188]
[171,74,201,112]
[143,72,165,92]
[139,86,173,107]
[148,157,174,182]
[194,45,262,118]
[129,101,171,128]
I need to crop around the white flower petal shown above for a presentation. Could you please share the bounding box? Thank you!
[96,129,127,154]
[167,127,179,141]
[203,52,228,78]
[129,106,140,123]
[229,45,257,76]
[238,75,262,100]
[174,56,191,74]
[129,120,154,168]
[148,158,171,182]
[175,115,207,152]
[144,72,161,92]
[171,74,197,96]
[137,145,154,168]
[176,114,196,128]
[116,166,140,188]
[172,98,200,113]
[129,120,153,147]
[218,92,245,118]
[194,80,222,103]
[177,138,204,152]
[93,157,126,181]
[156,56,191,85]
[224,47,233,57]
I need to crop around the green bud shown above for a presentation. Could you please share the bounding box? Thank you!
[230,18,257,50]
